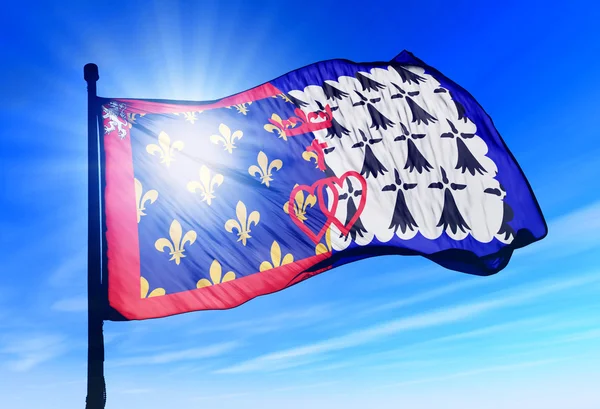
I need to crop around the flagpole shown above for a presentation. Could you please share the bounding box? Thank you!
[84,63,106,409]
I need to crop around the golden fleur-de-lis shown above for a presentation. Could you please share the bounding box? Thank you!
[210,123,243,154]
[174,111,203,124]
[146,131,184,167]
[271,93,291,103]
[278,93,292,103]
[315,227,332,255]
[141,277,165,298]
[302,150,320,169]
[134,178,158,223]
[187,165,224,205]
[155,219,197,265]
[283,184,317,222]
[225,201,260,246]
[196,260,236,288]
[264,114,288,141]
[259,241,294,272]
[248,151,283,187]
[127,112,145,128]
[227,102,252,115]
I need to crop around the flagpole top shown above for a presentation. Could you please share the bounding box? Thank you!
[84,64,99,83]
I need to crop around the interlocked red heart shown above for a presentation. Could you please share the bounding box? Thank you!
[287,171,367,244]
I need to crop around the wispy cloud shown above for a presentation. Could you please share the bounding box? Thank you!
[517,200,600,259]
[47,249,87,287]
[24,380,86,391]
[300,361,355,373]
[117,388,152,395]
[416,316,548,346]
[191,392,252,402]
[360,265,443,290]
[535,316,600,333]
[214,272,600,374]
[190,304,334,336]
[360,279,488,316]
[361,359,442,372]
[300,317,545,374]
[383,358,563,387]
[0,334,67,371]
[271,381,340,393]
[109,341,238,367]
[495,328,600,353]
[215,301,504,374]
[309,309,600,375]
[189,381,339,403]
[51,295,87,312]
[557,328,600,343]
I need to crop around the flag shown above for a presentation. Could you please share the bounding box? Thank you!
[100,50,547,321]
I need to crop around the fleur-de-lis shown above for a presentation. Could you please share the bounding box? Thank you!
[146,131,184,167]
[315,227,332,255]
[141,277,165,298]
[225,201,260,246]
[271,93,291,103]
[278,93,292,103]
[135,178,158,223]
[283,184,317,222]
[196,260,236,288]
[248,151,283,187]
[155,220,197,265]
[127,112,145,128]
[264,114,288,141]
[260,241,294,272]
[187,165,224,205]
[210,123,243,154]
[174,111,203,124]
[302,150,320,169]
[227,102,252,115]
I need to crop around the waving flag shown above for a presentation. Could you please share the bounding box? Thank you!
[100,51,547,320]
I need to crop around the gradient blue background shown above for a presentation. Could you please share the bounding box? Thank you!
[1,1,599,408]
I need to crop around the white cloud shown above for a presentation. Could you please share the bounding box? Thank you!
[51,296,87,312]
[558,328,600,343]
[118,388,152,395]
[190,304,334,336]
[531,315,600,332]
[109,341,238,367]
[300,316,547,374]
[24,380,85,391]
[271,381,340,393]
[418,316,548,345]
[361,359,441,372]
[361,278,489,316]
[384,358,563,387]
[190,392,252,402]
[361,265,442,290]
[189,381,339,403]
[1,334,67,372]
[495,328,600,353]
[214,272,600,374]
[47,249,87,287]
[299,361,355,373]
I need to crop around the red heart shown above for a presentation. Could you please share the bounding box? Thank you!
[287,171,367,244]
[288,182,339,244]
[318,171,367,238]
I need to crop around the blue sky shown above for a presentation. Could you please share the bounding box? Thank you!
[1,0,600,408]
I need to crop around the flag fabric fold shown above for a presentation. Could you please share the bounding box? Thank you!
[100,50,547,321]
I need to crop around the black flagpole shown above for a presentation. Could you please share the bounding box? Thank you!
[84,63,106,409]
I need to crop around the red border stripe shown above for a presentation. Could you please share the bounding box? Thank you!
[102,91,335,320]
